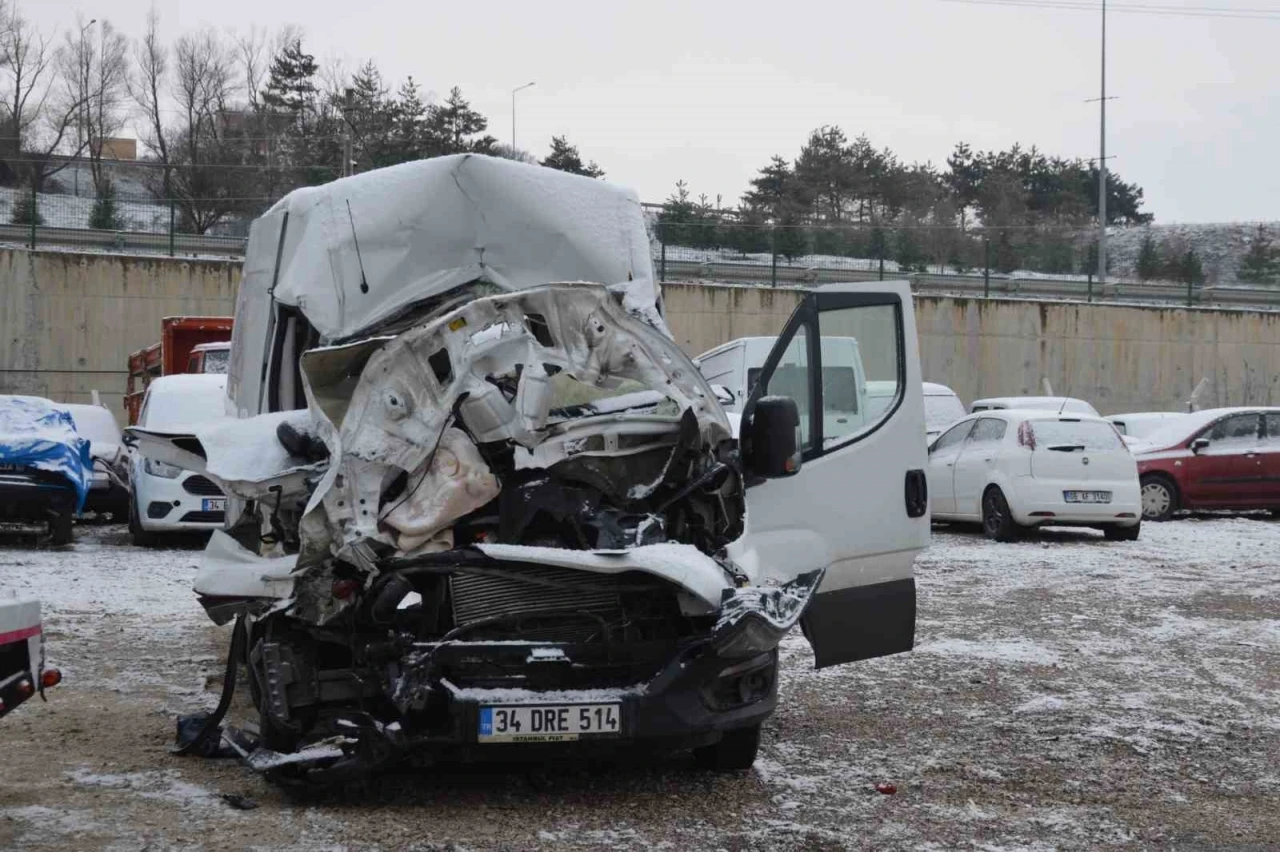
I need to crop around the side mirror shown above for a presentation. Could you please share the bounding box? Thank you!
[710,384,736,407]
[1190,437,1210,453]
[746,396,801,478]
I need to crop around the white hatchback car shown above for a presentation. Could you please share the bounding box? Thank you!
[928,410,1141,541]
[128,374,229,545]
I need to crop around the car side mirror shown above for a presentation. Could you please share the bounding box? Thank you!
[710,384,736,407]
[746,396,801,478]
[1191,437,1210,453]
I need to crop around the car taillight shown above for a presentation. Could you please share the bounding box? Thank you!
[41,668,62,689]
[1017,421,1036,450]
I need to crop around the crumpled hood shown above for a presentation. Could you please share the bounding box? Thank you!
[261,154,661,342]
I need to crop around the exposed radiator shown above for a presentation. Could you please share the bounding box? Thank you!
[449,566,624,641]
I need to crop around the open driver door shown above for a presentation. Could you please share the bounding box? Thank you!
[727,280,930,668]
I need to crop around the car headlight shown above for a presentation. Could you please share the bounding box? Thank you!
[144,458,183,479]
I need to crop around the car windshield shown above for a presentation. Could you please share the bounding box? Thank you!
[201,348,230,374]
[1029,419,1124,451]
[143,379,228,430]
[925,394,967,431]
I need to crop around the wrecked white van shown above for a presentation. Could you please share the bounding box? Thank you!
[129,154,929,781]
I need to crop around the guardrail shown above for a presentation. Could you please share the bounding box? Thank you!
[9,224,1280,310]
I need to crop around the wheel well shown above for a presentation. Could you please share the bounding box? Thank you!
[1140,472,1181,509]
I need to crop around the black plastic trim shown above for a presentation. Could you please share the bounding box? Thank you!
[802,578,916,669]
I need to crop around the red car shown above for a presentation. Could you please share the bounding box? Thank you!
[1133,407,1280,520]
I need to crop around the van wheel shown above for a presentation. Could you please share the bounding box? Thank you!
[981,487,1020,542]
[1104,522,1141,542]
[693,724,761,772]
[1139,476,1177,522]
[49,511,74,546]
[129,496,156,548]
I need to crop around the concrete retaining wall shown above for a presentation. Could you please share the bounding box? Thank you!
[662,282,1280,413]
[0,250,239,420]
[3,248,1277,422]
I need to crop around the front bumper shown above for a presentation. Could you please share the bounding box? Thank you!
[250,641,780,778]
[0,476,76,523]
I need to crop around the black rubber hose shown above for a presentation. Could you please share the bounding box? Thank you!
[172,613,246,756]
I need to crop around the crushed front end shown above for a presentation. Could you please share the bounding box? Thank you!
[187,284,817,779]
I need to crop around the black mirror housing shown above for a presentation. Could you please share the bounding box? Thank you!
[747,396,801,478]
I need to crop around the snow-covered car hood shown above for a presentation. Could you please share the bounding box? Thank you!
[259,154,661,342]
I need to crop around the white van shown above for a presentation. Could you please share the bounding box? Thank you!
[129,154,929,777]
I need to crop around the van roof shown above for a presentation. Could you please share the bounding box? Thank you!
[258,154,658,341]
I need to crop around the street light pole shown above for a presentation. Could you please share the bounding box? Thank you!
[1097,0,1107,283]
[511,82,535,154]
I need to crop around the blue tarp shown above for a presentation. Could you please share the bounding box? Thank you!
[0,396,93,512]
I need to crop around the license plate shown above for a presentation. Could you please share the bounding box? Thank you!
[478,703,621,743]
[1064,490,1111,504]
[202,498,226,512]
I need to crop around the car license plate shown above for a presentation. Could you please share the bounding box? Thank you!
[478,703,621,743]
[1064,490,1111,504]
[202,498,226,512]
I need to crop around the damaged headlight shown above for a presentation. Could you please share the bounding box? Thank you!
[703,651,776,710]
[710,569,824,659]
[144,458,183,479]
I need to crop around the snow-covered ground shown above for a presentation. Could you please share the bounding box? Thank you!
[1,518,1278,849]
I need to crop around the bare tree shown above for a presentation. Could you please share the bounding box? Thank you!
[61,17,129,193]
[166,29,245,233]
[234,28,267,111]
[128,9,171,195]
[0,5,84,189]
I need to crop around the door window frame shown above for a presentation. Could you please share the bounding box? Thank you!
[743,290,906,463]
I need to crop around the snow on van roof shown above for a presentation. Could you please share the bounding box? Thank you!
[258,154,658,341]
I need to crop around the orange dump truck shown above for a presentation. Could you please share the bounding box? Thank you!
[125,317,234,425]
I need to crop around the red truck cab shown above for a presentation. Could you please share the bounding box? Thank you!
[125,317,233,425]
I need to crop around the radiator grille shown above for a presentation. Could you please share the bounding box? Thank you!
[182,475,223,496]
[450,566,623,641]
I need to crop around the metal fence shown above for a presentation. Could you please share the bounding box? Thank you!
[8,175,1280,310]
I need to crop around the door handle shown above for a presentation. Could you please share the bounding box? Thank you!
[904,469,928,518]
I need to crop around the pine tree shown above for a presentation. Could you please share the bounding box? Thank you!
[261,39,319,114]
[540,136,604,178]
[392,77,428,162]
[657,180,697,247]
[11,184,41,225]
[423,87,494,156]
[1238,225,1280,285]
[1174,248,1205,286]
[88,179,124,230]
[1136,234,1162,280]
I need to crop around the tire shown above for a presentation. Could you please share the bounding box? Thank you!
[693,724,762,772]
[1104,521,1141,541]
[128,494,157,547]
[1139,475,1177,522]
[49,510,73,546]
[981,487,1020,542]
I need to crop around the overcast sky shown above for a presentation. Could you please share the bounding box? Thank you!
[32,0,1280,222]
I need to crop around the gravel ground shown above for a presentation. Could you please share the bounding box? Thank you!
[1,517,1277,851]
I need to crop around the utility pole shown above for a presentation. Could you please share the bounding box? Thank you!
[1097,0,1107,283]
[342,87,354,178]
[512,82,535,153]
